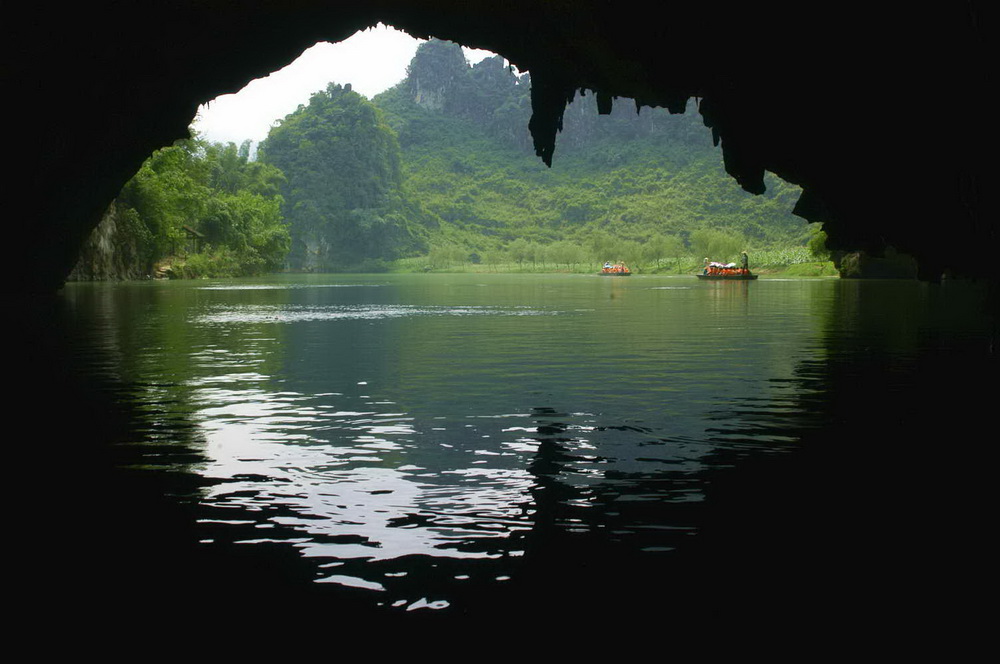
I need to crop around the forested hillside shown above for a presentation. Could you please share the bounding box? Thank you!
[258,83,432,271]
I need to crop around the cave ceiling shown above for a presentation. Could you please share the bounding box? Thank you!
[2,1,988,293]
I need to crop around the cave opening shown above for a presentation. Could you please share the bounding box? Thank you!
[72,24,823,283]
[6,2,989,296]
[8,2,992,634]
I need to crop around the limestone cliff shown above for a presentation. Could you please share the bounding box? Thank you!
[67,203,151,281]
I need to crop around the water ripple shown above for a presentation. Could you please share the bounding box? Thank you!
[194,304,562,324]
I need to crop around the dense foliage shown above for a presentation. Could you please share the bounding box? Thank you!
[258,83,430,271]
[113,138,290,277]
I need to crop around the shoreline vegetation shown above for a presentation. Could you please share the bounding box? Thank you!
[372,243,838,277]
[78,228,841,281]
[137,257,839,280]
[388,244,838,277]
[396,264,841,277]
[140,238,837,280]
[387,258,839,278]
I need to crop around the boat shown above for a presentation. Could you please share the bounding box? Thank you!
[698,255,757,279]
[696,271,758,280]
[600,262,631,276]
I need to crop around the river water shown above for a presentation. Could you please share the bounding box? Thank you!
[16,273,996,629]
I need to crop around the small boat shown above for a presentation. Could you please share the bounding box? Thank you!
[696,271,758,280]
[698,255,757,279]
[600,262,631,276]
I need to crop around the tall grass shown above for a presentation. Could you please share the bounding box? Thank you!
[748,247,814,267]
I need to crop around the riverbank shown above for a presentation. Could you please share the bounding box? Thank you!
[387,257,840,278]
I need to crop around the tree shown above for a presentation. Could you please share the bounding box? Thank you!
[117,141,209,269]
[689,228,744,263]
[113,137,290,277]
[260,83,428,270]
[807,224,831,260]
[507,237,531,268]
[642,234,686,271]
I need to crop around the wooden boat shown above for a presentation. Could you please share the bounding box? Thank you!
[699,256,756,279]
[600,263,631,276]
[697,272,758,280]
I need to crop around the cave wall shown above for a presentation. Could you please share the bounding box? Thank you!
[66,201,151,281]
[3,1,988,294]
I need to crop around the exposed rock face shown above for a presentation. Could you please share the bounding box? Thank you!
[4,1,989,293]
[834,249,919,280]
[407,39,479,114]
[67,202,150,281]
[412,83,447,112]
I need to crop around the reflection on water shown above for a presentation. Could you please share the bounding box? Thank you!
[18,273,996,627]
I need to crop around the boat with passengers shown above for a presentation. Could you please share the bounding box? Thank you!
[600,261,631,276]
[697,253,758,280]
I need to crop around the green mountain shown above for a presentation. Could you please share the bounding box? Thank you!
[258,83,431,271]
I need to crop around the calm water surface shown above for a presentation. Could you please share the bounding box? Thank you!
[20,273,995,625]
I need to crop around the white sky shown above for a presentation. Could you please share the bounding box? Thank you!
[191,24,497,146]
